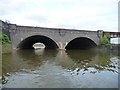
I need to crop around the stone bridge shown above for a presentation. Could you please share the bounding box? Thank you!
[0,20,103,50]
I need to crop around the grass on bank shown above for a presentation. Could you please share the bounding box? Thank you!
[0,32,11,54]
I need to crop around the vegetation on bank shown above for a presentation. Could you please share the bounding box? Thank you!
[0,32,10,45]
[101,33,110,45]
[0,32,11,53]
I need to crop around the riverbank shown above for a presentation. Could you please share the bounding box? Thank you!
[2,44,12,54]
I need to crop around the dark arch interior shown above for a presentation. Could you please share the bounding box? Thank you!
[65,37,97,50]
[18,35,58,49]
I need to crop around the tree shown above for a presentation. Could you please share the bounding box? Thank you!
[101,34,110,45]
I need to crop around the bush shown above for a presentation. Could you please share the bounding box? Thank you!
[101,34,110,45]
[0,32,10,45]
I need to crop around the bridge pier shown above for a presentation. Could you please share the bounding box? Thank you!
[57,42,68,50]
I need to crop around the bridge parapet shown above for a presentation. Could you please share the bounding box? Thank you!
[16,25,101,37]
[10,24,17,29]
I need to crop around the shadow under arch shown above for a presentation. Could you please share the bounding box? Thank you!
[65,37,97,50]
[17,35,59,49]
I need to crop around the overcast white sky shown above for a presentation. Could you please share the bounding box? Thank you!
[0,0,119,32]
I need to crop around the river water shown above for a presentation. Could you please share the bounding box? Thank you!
[2,49,119,88]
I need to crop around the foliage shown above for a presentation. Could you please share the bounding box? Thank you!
[0,32,10,45]
[101,34,110,45]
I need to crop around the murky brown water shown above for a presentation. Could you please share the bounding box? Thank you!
[2,49,119,88]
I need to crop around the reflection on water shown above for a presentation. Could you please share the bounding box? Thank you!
[2,49,119,88]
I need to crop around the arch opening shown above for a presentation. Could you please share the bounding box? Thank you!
[17,35,58,49]
[65,37,97,50]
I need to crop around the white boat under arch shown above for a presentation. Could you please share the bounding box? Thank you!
[33,42,45,49]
